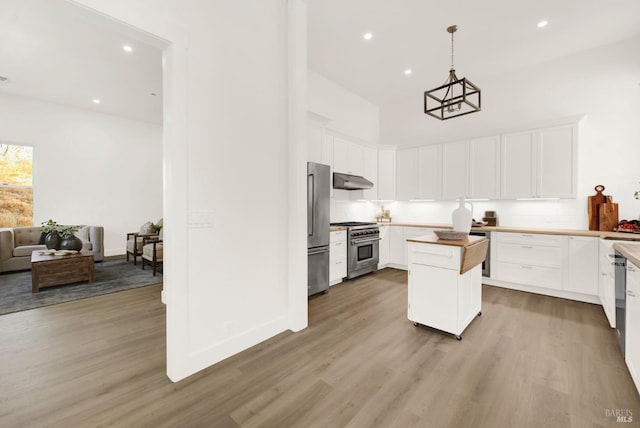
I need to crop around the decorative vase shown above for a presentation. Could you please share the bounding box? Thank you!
[452,197,473,233]
[60,234,83,252]
[45,230,62,250]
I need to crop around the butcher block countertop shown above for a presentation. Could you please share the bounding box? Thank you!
[407,234,488,275]
[329,226,348,232]
[379,222,640,241]
[406,234,486,247]
[613,242,640,267]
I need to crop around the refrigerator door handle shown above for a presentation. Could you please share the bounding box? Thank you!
[307,173,314,236]
[308,247,329,256]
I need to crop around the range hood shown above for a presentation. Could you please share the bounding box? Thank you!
[333,172,373,190]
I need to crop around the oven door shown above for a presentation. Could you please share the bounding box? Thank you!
[348,237,379,278]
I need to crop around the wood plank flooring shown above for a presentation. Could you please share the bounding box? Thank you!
[0,268,638,427]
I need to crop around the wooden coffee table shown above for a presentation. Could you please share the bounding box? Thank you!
[31,250,95,293]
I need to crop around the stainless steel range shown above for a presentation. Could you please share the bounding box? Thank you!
[331,222,380,279]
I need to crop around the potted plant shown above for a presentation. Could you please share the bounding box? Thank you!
[59,225,83,252]
[41,219,61,250]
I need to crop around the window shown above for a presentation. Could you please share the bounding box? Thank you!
[0,144,33,227]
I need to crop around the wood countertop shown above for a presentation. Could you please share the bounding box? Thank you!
[330,226,348,232]
[406,234,486,248]
[613,242,640,267]
[378,222,640,241]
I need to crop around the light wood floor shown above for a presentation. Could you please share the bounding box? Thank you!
[0,269,638,427]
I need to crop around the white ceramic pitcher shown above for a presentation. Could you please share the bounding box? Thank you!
[452,197,473,233]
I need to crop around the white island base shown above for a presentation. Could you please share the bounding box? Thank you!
[407,235,488,340]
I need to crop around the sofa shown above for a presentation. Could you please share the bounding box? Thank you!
[0,226,104,273]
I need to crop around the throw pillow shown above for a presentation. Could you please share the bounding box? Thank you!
[38,232,47,245]
[139,221,154,235]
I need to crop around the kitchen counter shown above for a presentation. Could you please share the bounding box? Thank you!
[379,222,640,241]
[613,242,640,267]
[407,234,488,274]
[329,226,348,232]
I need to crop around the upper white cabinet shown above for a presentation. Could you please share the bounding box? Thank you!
[419,145,442,200]
[378,149,396,200]
[333,136,363,176]
[307,123,324,164]
[501,124,577,199]
[362,146,378,200]
[442,141,469,200]
[469,136,501,199]
[396,148,419,201]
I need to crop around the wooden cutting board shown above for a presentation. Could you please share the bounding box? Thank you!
[599,196,619,231]
[588,185,607,231]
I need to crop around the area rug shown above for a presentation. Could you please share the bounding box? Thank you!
[0,259,162,315]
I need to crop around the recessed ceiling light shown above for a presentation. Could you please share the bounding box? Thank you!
[363,32,373,40]
[537,20,548,28]
[92,99,101,104]
[404,69,412,75]
[122,45,133,53]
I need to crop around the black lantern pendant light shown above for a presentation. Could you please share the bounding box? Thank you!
[424,25,481,120]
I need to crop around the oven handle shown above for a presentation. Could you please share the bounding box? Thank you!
[351,237,381,245]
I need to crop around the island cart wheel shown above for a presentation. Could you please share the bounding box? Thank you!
[478,311,482,316]
[413,322,419,327]
[455,335,462,341]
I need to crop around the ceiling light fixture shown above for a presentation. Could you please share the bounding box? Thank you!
[92,99,101,104]
[122,45,133,52]
[424,25,481,120]
[363,32,373,40]
[537,20,548,28]
[404,69,412,75]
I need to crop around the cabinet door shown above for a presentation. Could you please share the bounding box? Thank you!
[346,141,363,175]
[333,136,348,174]
[501,131,536,199]
[362,146,378,200]
[408,263,458,333]
[307,123,323,164]
[378,149,396,200]
[626,262,640,393]
[469,136,500,199]
[418,145,442,200]
[389,227,405,266]
[396,148,419,200]
[442,140,469,201]
[379,226,390,267]
[566,236,598,295]
[537,125,577,198]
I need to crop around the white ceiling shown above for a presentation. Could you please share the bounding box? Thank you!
[308,0,640,107]
[0,0,163,125]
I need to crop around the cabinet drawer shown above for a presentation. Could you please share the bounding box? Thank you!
[330,230,347,243]
[496,242,563,267]
[496,232,564,247]
[496,262,563,289]
[408,243,460,270]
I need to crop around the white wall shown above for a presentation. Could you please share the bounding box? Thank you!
[0,92,162,255]
[308,70,380,144]
[71,0,301,382]
[381,36,640,228]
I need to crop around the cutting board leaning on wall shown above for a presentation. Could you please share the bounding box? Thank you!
[588,185,618,231]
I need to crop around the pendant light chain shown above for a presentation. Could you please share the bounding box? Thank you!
[451,29,455,70]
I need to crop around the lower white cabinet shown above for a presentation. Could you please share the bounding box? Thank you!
[566,236,598,295]
[402,227,437,267]
[599,239,618,327]
[329,230,347,285]
[626,261,640,394]
[379,225,390,267]
[389,226,405,267]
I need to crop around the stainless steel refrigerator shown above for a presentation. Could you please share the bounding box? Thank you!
[307,162,330,296]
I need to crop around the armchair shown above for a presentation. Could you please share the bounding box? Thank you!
[126,221,157,265]
[141,227,163,276]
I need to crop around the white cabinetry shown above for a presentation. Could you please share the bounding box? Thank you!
[493,232,566,290]
[626,261,640,394]
[566,236,598,295]
[378,149,396,200]
[333,136,363,175]
[402,227,437,267]
[329,230,347,285]
[469,136,501,199]
[442,140,468,201]
[396,148,419,200]
[418,145,442,200]
[389,226,405,267]
[379,225,390,267]
[362,146,378,200]
[501,124,577,199]
[599,239,618,327]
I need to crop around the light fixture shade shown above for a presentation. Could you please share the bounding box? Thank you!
[424,76,481,120]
